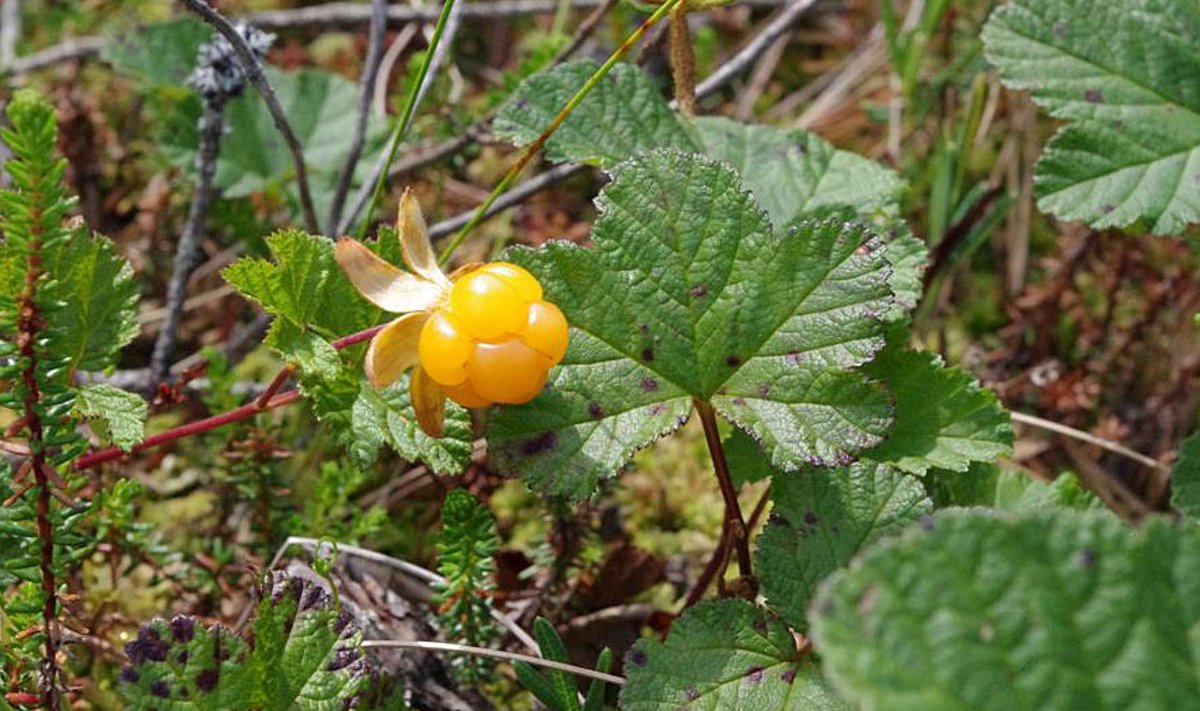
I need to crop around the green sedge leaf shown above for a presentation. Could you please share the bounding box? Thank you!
[757,461,930,632]
[75,384,147,452]
[983,0,1200,234]
[620,599,850,711]
[489,151,894,497]
[811,509,1200,711]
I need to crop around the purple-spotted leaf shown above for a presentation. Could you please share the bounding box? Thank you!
[620,599,850,711]
[983,0,1200,235]
[119,572,368,709]
[489,150,894,497]
[757,461,931,632]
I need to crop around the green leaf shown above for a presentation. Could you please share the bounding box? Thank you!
[267,320,341,379]
[75,384,147,451]
[488,151,894,497]
[724,428,776,487]
[515,618,578,711]
[863,346,1013,475]
[351,379,473,475]
[492,61,695,167]
[1172,431,1200,518]
[120,573,367,709]
[103,17,211,88]
[43,230,140,373]
[620,599,850,711]
[881,224,928,320]
[164,68,389,224]
[812,509,1200,711]
[694,117,904,228]
[982,0,1200,234]
[224,229,380,338]
[926,464,1104,512]
[757,461,931,632]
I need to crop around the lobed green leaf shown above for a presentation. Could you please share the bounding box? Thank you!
[983,0,1200,234]
[757,461,930,632]
[620,599,850,711]
[75,384,147,451]
[489,150,894,497]
[862,345,1013,475]
[811,509,1200,711]
[493,61,695,167]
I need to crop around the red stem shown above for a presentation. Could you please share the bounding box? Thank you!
[73,391,301,470]
[73,323,384,471]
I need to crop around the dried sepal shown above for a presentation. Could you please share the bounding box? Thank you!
[334,238,442,313]
[364,312,428,389]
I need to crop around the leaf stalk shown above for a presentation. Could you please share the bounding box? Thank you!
[694,399,754,588]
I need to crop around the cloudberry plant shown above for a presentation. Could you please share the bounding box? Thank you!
[335,188,569,436]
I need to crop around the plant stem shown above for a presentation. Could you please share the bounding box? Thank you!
[435,0,683,266]
[180,0,320,233]
[73,390,301,470]
[73,324,385,471]
[694,399,752,582]
[353,0,461,239]
[16,223,60,708]
[1010,410,1165,472]
[361,640,626,685]
[150,97,226,381]
[668,3,695,116]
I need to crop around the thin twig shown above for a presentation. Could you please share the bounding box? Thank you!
[150,98,226,381]
[689,0,817,102]
[372,24,419,117]
[414,0,464,119]
[552,0,620,64]
[428,162,587,240]
[73,324,386,470]
[268,536,539,652]
[179,0,320,233]
[362,639,626,685]
[327,0,389,234]
[1010,410,1167,472]
[72,390,302,470]
[734,33,788,121]
[683,521,730,609]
